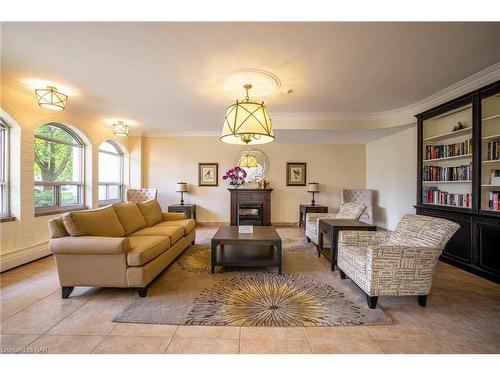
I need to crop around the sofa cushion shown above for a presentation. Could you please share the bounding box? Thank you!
[130,225,184,244]
[114,202,147,236]
[137,199,163,227]
[126,236,170,266]
[61,205,126,237]
[155,219,195,234]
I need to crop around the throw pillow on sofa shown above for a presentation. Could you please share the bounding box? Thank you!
[137,199,163,227]
[61,205,126,237]
[114,202,147,235]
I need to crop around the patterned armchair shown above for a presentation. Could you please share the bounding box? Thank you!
[337,214,459,309]
[125,188,157,203]
[305,202,366,245]
[341,189,373,225]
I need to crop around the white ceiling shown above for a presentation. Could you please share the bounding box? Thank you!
[1,22,500,140]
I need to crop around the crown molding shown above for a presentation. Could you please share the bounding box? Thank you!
[273,62,500,122]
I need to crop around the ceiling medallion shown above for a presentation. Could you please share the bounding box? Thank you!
[35,86,68,111]
[217,68,281,98]
[220,84,275,145]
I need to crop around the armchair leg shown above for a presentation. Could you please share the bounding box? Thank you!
[316,245,321,257]
[418,295,428,307]
[138,287,148,298]
[366,295,378,309]
[306,237,311,243]
[191,239,195,245]
[339,269,347,279]
[61,286,74,299]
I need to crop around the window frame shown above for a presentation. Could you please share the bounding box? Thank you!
[34,123,86,216]
[0,120,12,221]
[98,140,124,206]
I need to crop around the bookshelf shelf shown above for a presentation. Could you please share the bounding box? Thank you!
[482,159,500,164]
[423,127,472,142]
[482,133,500,141]
[422,203,472,209]
[422,180,472,184]
[423,154,472,162]
[482,113,500,122]
[482,184,500,188]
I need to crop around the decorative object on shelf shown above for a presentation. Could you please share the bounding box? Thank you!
[237,149,269,183]
[222,166,247,189]
[452,122,467,132]
[35,86,68,110]
[220,84,275,145]
[112,121,129,136]
[491,170,500,185]
[286,162,306,186]
[176,182,188,205]
[307,182,319,206]
[198,163,218,186]
[257,179,269,189]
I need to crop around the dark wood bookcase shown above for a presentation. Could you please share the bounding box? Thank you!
[416,80,500,284]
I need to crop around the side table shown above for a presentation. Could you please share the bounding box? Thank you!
[318,219,376,271]
[168,204,196,220]
[299,204,328,228]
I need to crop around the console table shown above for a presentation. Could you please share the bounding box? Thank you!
[168,204,196,220]
[299,204,328,228]
[318,219,376,271]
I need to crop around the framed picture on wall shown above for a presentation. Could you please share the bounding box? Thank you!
[286,162,307,186]
[199,163,218,186]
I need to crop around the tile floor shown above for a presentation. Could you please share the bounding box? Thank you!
[1,227,500,354]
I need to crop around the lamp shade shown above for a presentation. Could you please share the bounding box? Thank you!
[176,182,188,192]
[112,121,129,136]
[35,86,68,111]
[307,182,319,192]
[238,153,258,168]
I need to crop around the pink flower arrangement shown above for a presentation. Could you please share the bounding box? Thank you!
[222,166,247,188]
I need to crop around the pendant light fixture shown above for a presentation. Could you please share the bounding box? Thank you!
[112,121,129,136]
[35,86,68,111]
[220,84,275,145]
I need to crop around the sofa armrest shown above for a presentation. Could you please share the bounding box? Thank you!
[162,212,187,221]
[49,236,130,255]
[339,230,391,247]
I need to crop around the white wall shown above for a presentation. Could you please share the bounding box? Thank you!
[366,125,417,230]
[0,83,142,271]
[144,137,366,224]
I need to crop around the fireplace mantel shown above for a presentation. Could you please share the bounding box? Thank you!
[229,188,273,226]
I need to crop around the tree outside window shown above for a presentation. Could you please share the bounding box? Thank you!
[34,123,84,213]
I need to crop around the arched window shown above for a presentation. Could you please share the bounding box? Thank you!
[98,140,124,205]
[34,123,85,214]
[0,119,9,219]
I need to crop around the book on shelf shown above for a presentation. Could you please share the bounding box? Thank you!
[491,169,500,185]
[422,186,471,208]
[488,191,500,211]
[423,163,472,182]
[425,138,472,160]
[486,140,500,161]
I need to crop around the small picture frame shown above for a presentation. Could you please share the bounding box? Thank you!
[286,162,307,186]
[199,163,218,186]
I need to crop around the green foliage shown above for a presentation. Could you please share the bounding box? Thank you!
[34,124,79,182]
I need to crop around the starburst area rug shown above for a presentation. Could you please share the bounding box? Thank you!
[113,228,392,327]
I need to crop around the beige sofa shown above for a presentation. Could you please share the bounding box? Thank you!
[47,199,195,298]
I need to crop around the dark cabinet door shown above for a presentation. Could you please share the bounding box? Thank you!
[475,217,500,275]
[416,208,472,264]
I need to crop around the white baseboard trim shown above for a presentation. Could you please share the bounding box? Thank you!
[0,242,51,272]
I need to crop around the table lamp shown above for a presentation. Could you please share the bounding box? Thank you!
[176,182,188,205]
[307,182,319,206]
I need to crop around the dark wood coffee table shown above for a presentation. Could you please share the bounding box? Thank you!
[318,219,377,271]
[211,226,282,274]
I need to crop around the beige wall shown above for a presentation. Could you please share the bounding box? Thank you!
[366,125,417,230]
[143,137,366,223]
[0,83,142,270]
